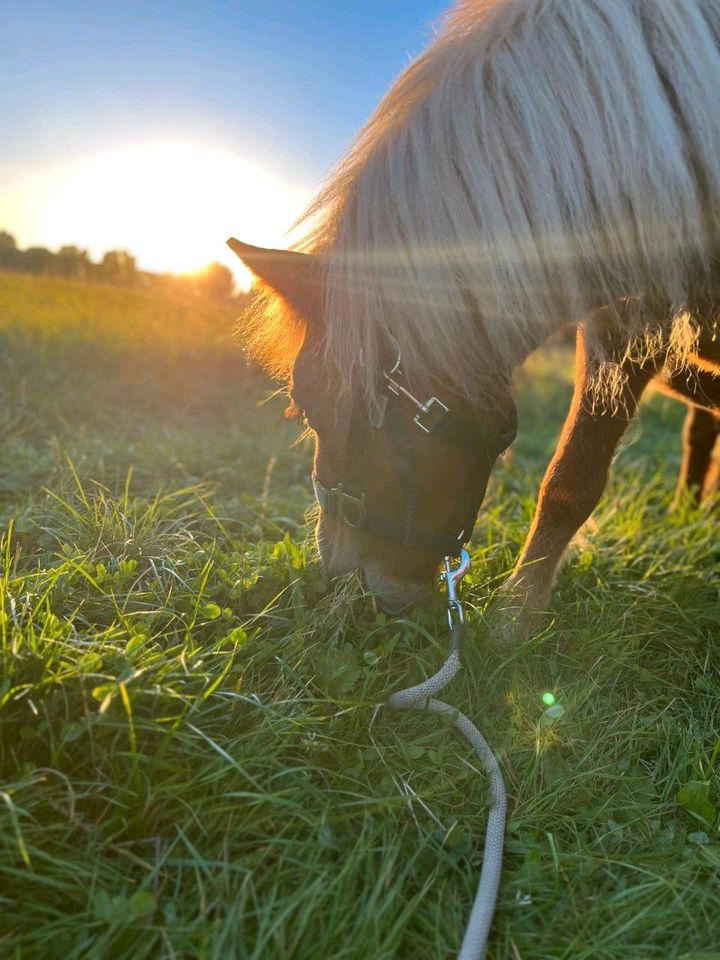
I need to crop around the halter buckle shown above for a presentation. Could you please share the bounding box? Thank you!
[334,483,367,529]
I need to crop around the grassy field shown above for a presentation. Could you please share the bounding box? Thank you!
[0,270,718,960]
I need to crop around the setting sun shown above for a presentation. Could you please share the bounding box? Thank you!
[1,141,311,288]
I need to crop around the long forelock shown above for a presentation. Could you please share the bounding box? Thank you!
[293,0,720,406]
[238,286,307,383]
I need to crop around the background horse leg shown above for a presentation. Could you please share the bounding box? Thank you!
[675,405,720,504]
[655,363,720,506]
[702,442,720,499]
[498,323,659,640]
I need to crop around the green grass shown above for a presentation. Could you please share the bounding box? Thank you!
[0,271,718,959]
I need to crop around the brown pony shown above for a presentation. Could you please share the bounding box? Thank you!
[229,0,720,620]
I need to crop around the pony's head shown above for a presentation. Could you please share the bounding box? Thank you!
[230,238,517,613]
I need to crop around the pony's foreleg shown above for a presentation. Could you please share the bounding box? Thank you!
[498,325,658,640]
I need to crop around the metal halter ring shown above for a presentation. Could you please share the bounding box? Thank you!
[371,338,453,436]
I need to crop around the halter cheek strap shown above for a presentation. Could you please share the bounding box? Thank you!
[311,364,514,556]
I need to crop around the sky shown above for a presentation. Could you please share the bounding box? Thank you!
[1,0,447,282]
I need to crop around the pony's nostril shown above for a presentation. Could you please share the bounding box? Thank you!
[362,566,432,613]
[316,527,359,581]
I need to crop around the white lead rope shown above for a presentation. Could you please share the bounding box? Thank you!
[381,552,506,960]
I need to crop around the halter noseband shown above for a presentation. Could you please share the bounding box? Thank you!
[312,354,515,557]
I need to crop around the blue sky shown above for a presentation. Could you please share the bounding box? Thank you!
[1,1,447,274]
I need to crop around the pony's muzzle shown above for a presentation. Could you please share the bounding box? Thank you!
[361,565,432,613]
[316,514,434,612]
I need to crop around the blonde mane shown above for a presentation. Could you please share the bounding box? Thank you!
[261,0,720,399]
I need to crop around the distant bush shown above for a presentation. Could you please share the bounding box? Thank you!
[0,229,243,303]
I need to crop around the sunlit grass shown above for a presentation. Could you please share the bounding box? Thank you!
[0,274,717,958]
[0,270,243,358]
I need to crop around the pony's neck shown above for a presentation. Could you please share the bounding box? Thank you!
[470,295,567,391]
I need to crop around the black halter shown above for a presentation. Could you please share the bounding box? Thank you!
[312,359,516,557]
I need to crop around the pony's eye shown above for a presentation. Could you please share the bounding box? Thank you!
[285,399,300,420]
[285,400,309,427]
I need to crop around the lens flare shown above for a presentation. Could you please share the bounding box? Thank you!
[8,141,311,287]
[542,692,556,706]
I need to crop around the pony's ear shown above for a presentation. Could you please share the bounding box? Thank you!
[227,238,319,317]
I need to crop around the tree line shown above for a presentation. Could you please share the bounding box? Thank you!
[0,230,240,301]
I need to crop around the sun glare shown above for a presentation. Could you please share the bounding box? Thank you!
[4,142,311,289]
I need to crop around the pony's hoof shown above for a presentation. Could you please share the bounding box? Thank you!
[485,597,532,646]
[488,579,548,644]
[495,612,530,645]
